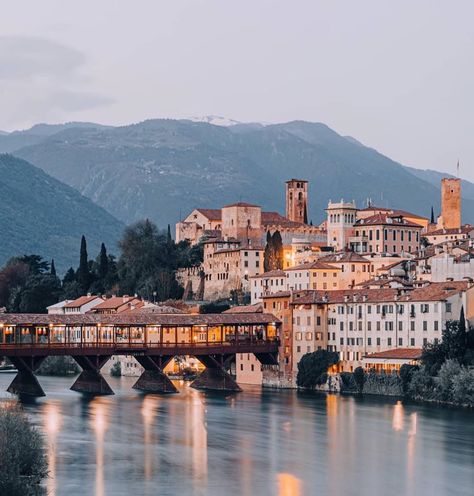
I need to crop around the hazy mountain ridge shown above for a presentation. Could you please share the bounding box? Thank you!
[0,154,124,271]
[5,119,474,227]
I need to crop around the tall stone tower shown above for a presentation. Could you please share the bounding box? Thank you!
[440,178,461,229]
[286,179,308,224]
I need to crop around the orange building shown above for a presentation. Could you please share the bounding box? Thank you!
[439,178,461,230]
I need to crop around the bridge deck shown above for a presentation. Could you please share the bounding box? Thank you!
[0,340,279,356]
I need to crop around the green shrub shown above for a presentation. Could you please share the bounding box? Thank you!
[408,367,435,400]
[452,368,474,407]
[435,359,462,402]
[353,367,366,393]
[0,402,47,495]
[37,356,79,376]
[363,370,403,396]
[296,350,339,389]
[399,364,418,395]
[339,372,356,392]
[110,361,121,377]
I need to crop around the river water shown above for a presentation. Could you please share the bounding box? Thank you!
[0,374,473,496]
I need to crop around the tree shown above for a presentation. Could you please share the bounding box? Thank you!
[263,231,272,272]
[353,366,366,393]
[272,231,284,270]
[98,243,109,280]
[263,230,284,272]
[15,274,62,313]
[435,359,462,402]
[62,267,76,285]
[296,350,339,388]
[76,235,90,293]
[430,206,435,224]
[421,318,467,375]
[50,259,56,277]
[0,255,62,313]
[117,219,184,301]
[399,364,418,394]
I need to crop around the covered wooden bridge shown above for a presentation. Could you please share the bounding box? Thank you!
[0,312,280,396]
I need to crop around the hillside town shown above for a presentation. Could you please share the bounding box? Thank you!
[173,176,473,386]
[39,176,474,389]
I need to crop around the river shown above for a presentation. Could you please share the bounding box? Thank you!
[0,374,473,496]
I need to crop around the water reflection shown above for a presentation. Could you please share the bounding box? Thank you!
[141,395,159,480]
[43,402,62,496]
[392,400,404,432]
[277,472,301,496]
[189,389,208,484]
[90,398,109,496]
[2,375,473,496]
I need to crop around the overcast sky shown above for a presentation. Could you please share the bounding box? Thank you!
[1,1,473,179]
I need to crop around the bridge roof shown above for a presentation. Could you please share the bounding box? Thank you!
[0,313,280,326]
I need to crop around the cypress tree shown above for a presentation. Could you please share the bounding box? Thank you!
[98,243,108,280]
[430,206,435,224]
[167,224,173,245]
[272,231,284,270]
[77,235,90,293]
[62,267,76,285]
[50,259,56,277]
[264,231,273,272]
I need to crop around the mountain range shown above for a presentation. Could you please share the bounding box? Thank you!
[3,119,473,227]
[1,118,473,270]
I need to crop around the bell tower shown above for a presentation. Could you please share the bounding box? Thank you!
[439,178,461,230]
[286,179,308,224]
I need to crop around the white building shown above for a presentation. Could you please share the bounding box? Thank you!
[290,281,474,372]
[250,270,287,304]
[62,295,105,314]
[47,300,73,314]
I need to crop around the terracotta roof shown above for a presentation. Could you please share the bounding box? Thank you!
[0,312,280,326]
[64,296,103,309]
[391,210,428,221]
[195,208,221,221]
[202,237,240,244]
[262,291,291,299]
[319,252,369,263]
[355,277,413,289]
[223,303,263,314]
[285,261,340,271]
[222,202,260,208]
[125,305,185,314]
[356,213,423,228]
[90,296,140,311]
[378,260,407,271]
[251,270,287,279]
[261,211,307,229]
[290,281,470,305]
[364,348,422,360]
[425,225,473,236]
[214,245,264,254]
[360,206,428,221]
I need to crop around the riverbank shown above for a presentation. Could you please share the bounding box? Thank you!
[1,374,473,496]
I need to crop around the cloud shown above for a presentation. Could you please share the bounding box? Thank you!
[0,36,112,129]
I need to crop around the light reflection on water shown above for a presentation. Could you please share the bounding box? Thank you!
[0,375,473,496]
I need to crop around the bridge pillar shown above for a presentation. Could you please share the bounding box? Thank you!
[132,355,178,394]
[191,354,241,392]
[71,355,113,395]
[6,356,46,397]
